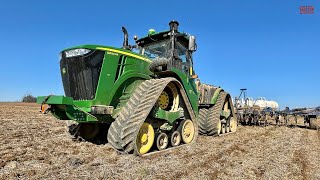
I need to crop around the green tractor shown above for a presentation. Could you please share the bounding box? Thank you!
[37,21,237,155]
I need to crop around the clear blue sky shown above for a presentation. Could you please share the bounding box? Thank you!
[0,0,319,109]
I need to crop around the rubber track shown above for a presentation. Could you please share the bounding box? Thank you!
[198,91,236,136]
[198,108,209,135]
[207,92,226,135]
[107,77,197,154]
[204,91,236,136]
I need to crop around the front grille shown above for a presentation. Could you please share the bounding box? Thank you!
[60,50,105,100]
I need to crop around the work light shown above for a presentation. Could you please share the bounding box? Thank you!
[65,48,91,58]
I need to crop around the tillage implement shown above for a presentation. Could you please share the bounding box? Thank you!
[37,21,237,155]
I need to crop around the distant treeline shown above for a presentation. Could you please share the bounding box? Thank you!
[22,93,36,103]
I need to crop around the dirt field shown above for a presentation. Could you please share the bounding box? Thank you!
[0,103,319,179]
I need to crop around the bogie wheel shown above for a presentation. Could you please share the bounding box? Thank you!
[156,133,169,150]
[230,117,237,132]
[157,82,179,112]
[221,124,226,134]
[222,93,237,132]
[178,119,195,144]
[135,122,155,155]
[170,131,181,147]
[225,121,230,133]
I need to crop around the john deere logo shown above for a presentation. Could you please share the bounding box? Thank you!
[62,68,67,74]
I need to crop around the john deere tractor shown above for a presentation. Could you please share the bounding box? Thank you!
[37,21,237,155]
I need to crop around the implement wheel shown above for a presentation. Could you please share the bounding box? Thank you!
[135,122,155,155]
[178,119,195,144]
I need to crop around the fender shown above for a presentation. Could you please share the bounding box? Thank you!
[211,88,224,105]
[198,83,224,106]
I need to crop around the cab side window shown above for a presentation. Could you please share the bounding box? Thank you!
[176,42,187,63]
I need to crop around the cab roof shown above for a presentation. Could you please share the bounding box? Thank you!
[136,30,190,48]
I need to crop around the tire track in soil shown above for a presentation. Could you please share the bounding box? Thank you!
[171,126,276,179]
[292,130,310,180]
[1,103,320,179]
[293,150,308,180]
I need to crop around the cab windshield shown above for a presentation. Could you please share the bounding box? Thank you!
[140,39,171,59]
[140,39,188,62]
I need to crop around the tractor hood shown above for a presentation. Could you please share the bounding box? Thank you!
[59,45,152,102]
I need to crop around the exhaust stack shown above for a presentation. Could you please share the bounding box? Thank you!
[122,27,129,49]
[169,20,179,32]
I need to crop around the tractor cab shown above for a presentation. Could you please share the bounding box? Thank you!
[135,21,197,78]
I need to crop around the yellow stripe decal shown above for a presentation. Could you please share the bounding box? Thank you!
[96,47,152,63]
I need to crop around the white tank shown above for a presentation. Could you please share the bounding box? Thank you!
[245,97,255,107]
[255,97,279,110]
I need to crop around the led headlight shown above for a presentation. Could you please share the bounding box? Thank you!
[65,48,92,58]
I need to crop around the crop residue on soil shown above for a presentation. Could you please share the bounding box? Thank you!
[0,103,320,179]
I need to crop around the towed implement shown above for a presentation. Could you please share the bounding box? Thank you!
[235,89,319,130]
[37,21,237,155]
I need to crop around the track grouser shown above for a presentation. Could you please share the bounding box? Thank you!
[37,21,237,155]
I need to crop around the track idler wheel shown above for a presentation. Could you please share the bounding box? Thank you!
[156,133,169,150]
[178,119,195,144]
[135,122,155,155]
[230,117,237,132]
[170,131,181,147]
[216,119,222,135]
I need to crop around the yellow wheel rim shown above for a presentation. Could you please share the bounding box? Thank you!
[136,122,155,154]
[157,82,179,111]
[158,91,170,109]
[181,120,195,144]
[167,82,179,111]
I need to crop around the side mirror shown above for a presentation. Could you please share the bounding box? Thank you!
[188,36,196,51]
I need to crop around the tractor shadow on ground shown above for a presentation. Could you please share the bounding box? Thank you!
[68,123,110,145]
